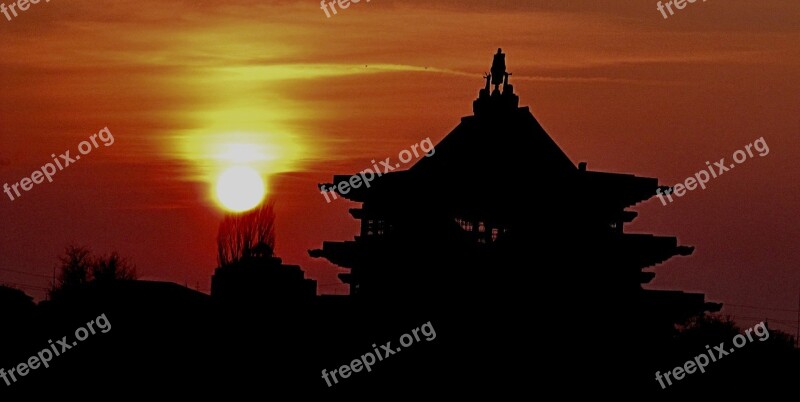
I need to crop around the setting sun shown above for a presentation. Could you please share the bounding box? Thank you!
[215,166,266,212]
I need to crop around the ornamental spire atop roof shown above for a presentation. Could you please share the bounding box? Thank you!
[474,48,519,116]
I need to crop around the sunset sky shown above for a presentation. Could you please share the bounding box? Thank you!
[0,0,798,330]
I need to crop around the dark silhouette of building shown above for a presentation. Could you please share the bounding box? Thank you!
[0,285,35,312]
[311,49,721,390]
[312,48,716,309]
[211,252,317,305]
[0,285,35,346]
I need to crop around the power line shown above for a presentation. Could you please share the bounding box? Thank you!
[732,315,799,327]
[0,282,49,291]
[724,303,799,313]
[764,322,797,331]
[763,319,798,326]
[0,268,51,279]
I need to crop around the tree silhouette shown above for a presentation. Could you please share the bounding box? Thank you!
[92,252,137,283]
[217,200,276,267]
[49,246,137,299]
[50,245,92,297]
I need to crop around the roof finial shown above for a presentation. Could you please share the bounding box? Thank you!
[491,48,508,92]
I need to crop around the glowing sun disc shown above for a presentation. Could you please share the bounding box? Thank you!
[215,166,265,212]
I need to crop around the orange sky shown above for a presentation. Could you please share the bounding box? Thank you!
[0,0,798,329]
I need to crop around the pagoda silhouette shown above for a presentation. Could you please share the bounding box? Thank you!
[311,48,720,390]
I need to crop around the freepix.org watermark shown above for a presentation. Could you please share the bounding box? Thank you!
[656,0,707,20]
[320,0,370,18]
[1,0,51,22]
[0,313,111,387]
[321,321,436,387]
[319,137,434,203]
[3,127,114,202]
[656,137,768,206]
[654,321,769,390]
